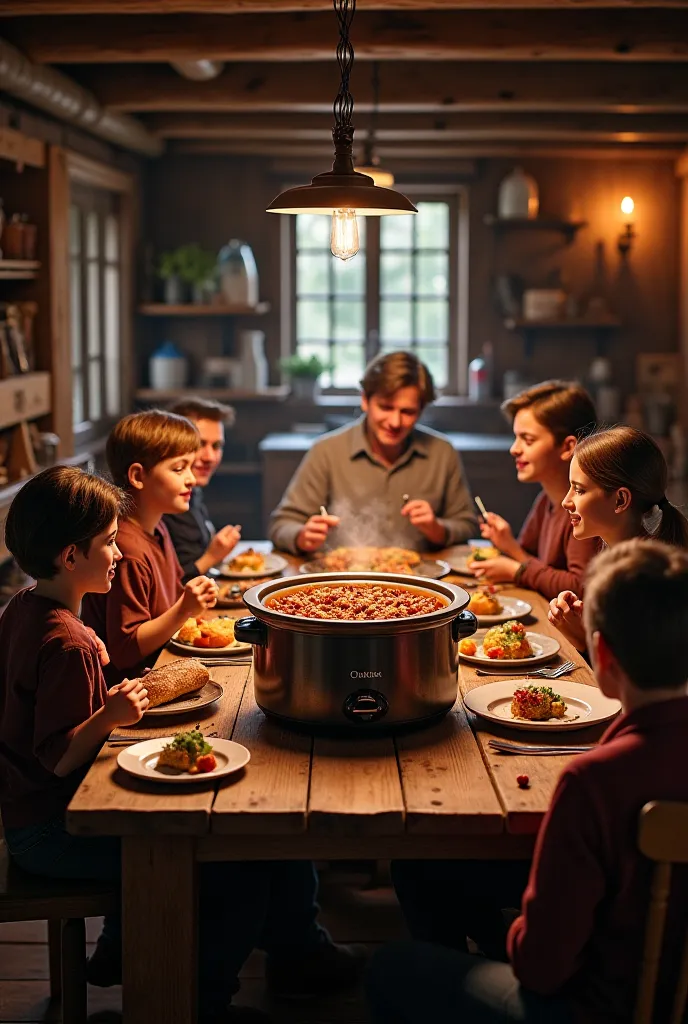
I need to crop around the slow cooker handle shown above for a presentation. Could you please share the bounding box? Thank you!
[234,616,268,647]
[451,609,478,643]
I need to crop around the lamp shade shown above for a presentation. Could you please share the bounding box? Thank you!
[266,168,416,217]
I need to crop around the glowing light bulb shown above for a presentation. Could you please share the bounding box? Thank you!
[330,208,359,261]
[620,196,635,217]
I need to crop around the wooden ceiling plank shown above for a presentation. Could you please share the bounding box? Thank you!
[73,62,688,114]
[8,10,688,63]
[1,0,686,12]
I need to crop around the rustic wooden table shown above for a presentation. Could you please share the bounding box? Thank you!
[67,547,604,1024]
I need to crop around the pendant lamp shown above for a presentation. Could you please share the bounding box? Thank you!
[266,0,416,261]
[354,63,395,189]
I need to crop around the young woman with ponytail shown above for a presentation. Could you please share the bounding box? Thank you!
[549,425,688,649]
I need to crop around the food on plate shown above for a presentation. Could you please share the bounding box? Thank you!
[157,729,217,773]
[468,587,503,616]
[265,581,446,620]
[482,620,533,660]
[318,546,422,574]
[178,616,237,649]
[468,544,500,562]
[458,638,477,656]
[227,547,265,573]
[218,577,272,604]
[142,658,210,708]
[511,685,567,721]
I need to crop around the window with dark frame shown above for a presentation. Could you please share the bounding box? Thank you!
[69,184,124,436]
[290,194,463,392]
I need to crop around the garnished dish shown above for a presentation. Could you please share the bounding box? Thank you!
[511,684,567,721]
[468,544,500,562]
[468,587,502,616]
[265,581,447,620]
[218,551,288,580]
[317,546,422,573]
[170,616,252,656]
[482,620,534,660]
[227,547,265,573]
[157,729,217,774]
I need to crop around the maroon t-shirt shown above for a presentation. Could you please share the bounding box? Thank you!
[82,517,183,685]
[0,590,108,828]
[518,491,601,599]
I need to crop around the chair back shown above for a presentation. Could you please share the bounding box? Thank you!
[634,800,688,1024]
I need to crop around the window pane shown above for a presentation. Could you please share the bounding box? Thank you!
[333,299,364,342]
[105,266,120,416]
[105,214,119,262]
[416,344,448,389]
[332,254,365,296]
[296,214,330,249]
[380,299,412,342]
[380,252,412,296]
[297,253,329,295]
[417,300,448,342]
[86,211,99,259]
[73,371,84,425]
[416,252,448,296]
[380,215,413,250]
[89,360,102,421]
[69,206,80,256]
[331,342,365,388]
[70,259,81,367]
[297,299,329,340]
[88,262,101,356]
[417,203,449,249]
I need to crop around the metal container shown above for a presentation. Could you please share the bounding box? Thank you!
[234,573,477,732]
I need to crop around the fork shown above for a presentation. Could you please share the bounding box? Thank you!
[488,738,593,756]
[475,660,575,679]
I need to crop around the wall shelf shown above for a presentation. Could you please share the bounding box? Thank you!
[504,317,621,357]
[484,215,587,242]
[138,302,270,316]
[135,386,289,402]
[0,260,41,280]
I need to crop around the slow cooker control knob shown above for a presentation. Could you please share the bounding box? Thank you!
[343,689,389,723]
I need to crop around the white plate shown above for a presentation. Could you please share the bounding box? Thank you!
[169,618,251,657]
[144,680,223,717]
[459,630,560,667]
[218,553,288,579]
[469,596,532,627]
[463,679,621,732]
[117,736,250,783]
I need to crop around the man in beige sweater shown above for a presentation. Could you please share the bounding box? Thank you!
[269,351,478,555]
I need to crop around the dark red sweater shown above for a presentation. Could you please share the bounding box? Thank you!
[518,491,600,600]
[508,697,688,1023]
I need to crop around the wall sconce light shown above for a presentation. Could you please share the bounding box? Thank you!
[618,196,636,256]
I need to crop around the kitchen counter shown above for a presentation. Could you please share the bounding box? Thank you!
[259,431,539,532]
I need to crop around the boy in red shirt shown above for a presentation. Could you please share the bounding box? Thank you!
[367,538,688,1024]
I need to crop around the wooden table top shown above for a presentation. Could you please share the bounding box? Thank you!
[67,547,604,849]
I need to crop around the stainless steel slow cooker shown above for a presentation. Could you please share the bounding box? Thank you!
[234,572,477,732]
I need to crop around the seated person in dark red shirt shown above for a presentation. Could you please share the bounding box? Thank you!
[469,380,599,600]
[0,467,148,986]
[163,397,242,583]
[82,409,219,685]
[367,538,688,1024]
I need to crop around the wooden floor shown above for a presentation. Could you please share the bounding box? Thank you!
[0,867,407,1022]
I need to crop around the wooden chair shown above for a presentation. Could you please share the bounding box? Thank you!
[635,800,688,1024]
[0,835,117,1023]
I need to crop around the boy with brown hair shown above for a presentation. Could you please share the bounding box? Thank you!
[367,537,688,1024]
[81,409,219,683]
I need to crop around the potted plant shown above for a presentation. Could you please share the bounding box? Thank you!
[280,353,328,401]
[158,249,185,305]
[176,244,218,304]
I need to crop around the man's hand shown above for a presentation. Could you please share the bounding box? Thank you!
[104,677,149,727]
[181,575,219,617]
[468,554,521,584]
[296,514,341,553]
[207,524,242,565]
[84,625,110,667]
[400,500,446,546]
[478,512,526,562]
[548,591,587,651]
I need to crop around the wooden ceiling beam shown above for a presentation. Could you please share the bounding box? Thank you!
[8,10,688,63]
[73,62,688,114]
[142,111,688,143]
[1,0,685,12]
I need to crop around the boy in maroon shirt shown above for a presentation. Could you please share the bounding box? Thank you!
[367,538,688,1024]
[81,409,219,683]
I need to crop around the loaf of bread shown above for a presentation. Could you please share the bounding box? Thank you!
[143,659,210,708]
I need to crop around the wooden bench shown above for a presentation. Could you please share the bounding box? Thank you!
[0,838,117,1023]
